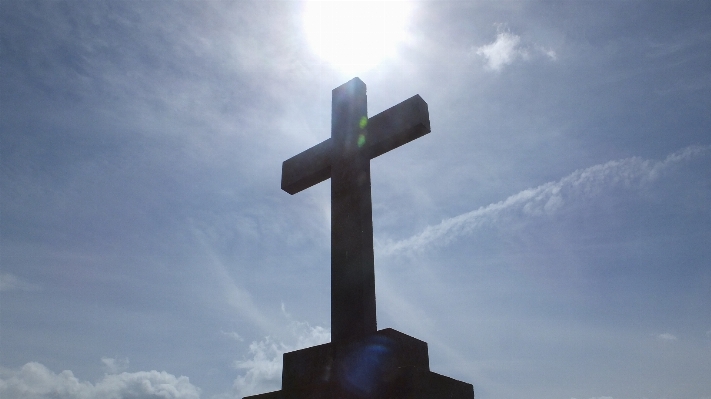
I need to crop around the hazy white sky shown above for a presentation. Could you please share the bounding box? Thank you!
[1,1,710,399]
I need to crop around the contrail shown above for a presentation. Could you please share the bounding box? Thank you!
[376,145,710,257]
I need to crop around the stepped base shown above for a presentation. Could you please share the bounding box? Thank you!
[244,328,473,399]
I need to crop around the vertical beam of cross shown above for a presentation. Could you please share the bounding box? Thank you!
[282,78,430,343]
[329,79,377,342]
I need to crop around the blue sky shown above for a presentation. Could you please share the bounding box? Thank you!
[1,1,710,399]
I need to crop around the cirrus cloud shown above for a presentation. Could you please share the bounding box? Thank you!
[378,145,711,257]
[657,333,678,341]
[0,273,41,292]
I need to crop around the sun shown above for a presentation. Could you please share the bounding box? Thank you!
[303,0,412,76]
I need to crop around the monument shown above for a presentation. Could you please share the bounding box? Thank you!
[244,78,474,399]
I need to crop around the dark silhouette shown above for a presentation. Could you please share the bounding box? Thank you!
[246,78,473,399]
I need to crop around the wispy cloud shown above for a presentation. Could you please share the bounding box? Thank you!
[0,361,200,399]
[657,333,678,341]
[542,47,558,61]
[0,273,40,292]
[377,145,710,257]
[100,357,129,374]
[221,331,245,342]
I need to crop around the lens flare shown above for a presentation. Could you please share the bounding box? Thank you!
[357,133,366,148]
[359,116,368,129]
[338,336,394,396]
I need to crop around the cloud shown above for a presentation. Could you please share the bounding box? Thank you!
[0,362,200,399]
[475,27,558,71]
[0,273,41,292]
[230,319,330,399]
[101,357,129,374]
[657,333,678,341]
[221,331,245,342]
[0,317,329,399]
[230,336,284,398]
[377,145,711,257]
[543,48,558,61]
[476,31,526,71]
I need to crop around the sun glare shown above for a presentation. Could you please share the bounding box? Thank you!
[303,0,412,75]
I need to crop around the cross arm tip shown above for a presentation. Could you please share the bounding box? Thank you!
[364,94,431,159]
[281,139,333,195]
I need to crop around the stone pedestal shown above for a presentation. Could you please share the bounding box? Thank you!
[244,328,473,399]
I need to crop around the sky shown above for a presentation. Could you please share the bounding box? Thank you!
[1,1,710,398]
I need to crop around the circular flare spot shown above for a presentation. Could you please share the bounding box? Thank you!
[359,116,368,129]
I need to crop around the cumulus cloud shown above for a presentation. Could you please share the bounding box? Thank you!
[475,27,557,71]
[230,336,284,398]
[476,31,525,71]
[0,362,200,399]
[230,319,330,398]
[0,316,330,399]
[657,333,678,341]
[0,273,41,292]
[378,145,710,257]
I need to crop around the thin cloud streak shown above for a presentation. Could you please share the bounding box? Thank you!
[657,333,678,341]
[0,273,41,292]
[378,145,711,257]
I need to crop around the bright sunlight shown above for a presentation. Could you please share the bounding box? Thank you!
[303,0,412,76]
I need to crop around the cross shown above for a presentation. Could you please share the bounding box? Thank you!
[282,78,430,343]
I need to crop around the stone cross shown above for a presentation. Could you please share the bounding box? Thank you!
[282,78,430,343]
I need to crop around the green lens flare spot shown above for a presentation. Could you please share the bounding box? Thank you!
[357,134,366,148]
[359,116,368,129]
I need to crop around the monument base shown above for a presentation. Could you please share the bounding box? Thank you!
[244,328,473,399]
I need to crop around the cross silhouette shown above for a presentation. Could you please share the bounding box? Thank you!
[282,78,430,343]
